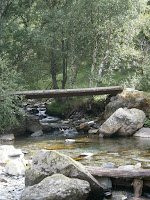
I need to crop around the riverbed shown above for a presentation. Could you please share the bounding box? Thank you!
[4,130,150,169]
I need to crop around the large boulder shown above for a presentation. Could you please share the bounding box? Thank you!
[20,174,90,200]
[25,150,105,196]
[99,108,146,137]
[104,88,149,119]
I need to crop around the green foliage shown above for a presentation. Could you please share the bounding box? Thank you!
[46,96,107,118]
[0,59,25,130]
[46,100,69,118]
[46,97,90,118]
[0,0,150,92]
[144,120,150,127]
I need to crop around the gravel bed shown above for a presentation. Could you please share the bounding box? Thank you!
[0,166,25,200]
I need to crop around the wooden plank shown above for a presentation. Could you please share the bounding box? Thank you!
[86,166,150,179]
[9,86,123,99]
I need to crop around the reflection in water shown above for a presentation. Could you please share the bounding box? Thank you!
[7,131,150,168]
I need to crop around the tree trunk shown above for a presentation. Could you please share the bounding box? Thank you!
[50,40,59,89]
[95,50,110,87]
[95,21,111,87]
[9,86,123,99]
[0,0,4,50]
[69,55,74,88]
[89,36,98,88]
[69,12,78,89]
[69,34,77,89]
[61,38,67,89]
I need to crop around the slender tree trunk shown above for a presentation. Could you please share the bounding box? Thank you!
[61,37,67,89]
[95,21,111,87]
[69,11,79,89]
[69,30,76,89]
[50,40,59,89]
[69,53,75,88]
[0,0,4,50]
[89,36,98,88]
[72,62,79,88]
[95,50,110,87]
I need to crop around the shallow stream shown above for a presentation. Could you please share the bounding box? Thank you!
[9,126,150,169]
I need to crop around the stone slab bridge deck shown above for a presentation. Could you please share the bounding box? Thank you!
[9,86,123,99]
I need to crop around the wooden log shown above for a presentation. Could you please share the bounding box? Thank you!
[86,166,150,179]
[133,178,143,198]
[8,86,123,99]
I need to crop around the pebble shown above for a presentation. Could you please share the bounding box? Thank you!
[0,166,25,200]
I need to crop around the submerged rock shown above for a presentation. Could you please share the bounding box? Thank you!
[20,174,90,200]
[88,129,99,134]
[101,162,115,168]
[79,152,94,158]
[43,144,75,150]
[65,139,76,143]
[76,123,91,132]
[99,108,146,137]
[25,150,105,197]
[30,130,43,137]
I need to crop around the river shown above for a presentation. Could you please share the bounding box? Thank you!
[9,125,150,169]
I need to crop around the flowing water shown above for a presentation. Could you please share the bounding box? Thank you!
[2,101,150,168]
[8,126,150,168]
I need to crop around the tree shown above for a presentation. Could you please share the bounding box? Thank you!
[0,59,24,130]
[1,0,149,92]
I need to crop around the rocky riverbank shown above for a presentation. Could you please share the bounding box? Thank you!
[1,88,150,199]
[1,145,150,200]
[0,168,24,200]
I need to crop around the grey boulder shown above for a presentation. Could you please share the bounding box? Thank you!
[99,108,146,137]
[20,174,90,200]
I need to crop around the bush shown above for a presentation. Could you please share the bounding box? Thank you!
[0,59,25,131]
[46,100,69,118]
[46,96,107,118]
[144,120,150,128]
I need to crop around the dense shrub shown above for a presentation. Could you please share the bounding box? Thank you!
[0,60,25,131]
